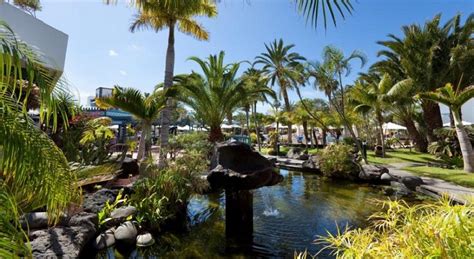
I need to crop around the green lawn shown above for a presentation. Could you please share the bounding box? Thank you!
[404,166,474,188]
[260,146,320,156]
[367,149,440,165]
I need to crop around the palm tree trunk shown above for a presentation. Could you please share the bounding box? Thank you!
[421,100,443,142]
[159,23,175,160]
[453,110,474,172]
[253,102,261,151]
[377,112,385,157]
[281,88,292,144]
[209,125,224,143]
[311,127,318,148]
[403,118,428,152]
[302,120,309,148]
[137,122,149,161]
[245,106,250,135]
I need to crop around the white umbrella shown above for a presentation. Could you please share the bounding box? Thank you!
[443,121,472,127]
[221,124,233,129]
[382,122,407,130]
[177,125,191,131]
[108,125,119,130]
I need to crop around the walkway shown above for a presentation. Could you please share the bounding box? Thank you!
[387,162,474,204]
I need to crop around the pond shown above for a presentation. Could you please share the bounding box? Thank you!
[95,169,416,258]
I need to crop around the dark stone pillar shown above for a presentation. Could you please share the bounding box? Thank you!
[225,190,253,246]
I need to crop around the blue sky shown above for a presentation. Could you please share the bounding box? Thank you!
[35,0,474,121]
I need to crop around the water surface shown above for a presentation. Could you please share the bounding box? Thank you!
[97,169,411,258]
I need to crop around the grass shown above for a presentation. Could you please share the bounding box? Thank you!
[404,165,474,188]
[260,146,321,156]
[367,148,440,165]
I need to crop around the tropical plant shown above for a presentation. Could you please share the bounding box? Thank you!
[0,20,77,256]
[174,51,273,142]
[96,86,168,161]
[130,152,208,231]
[375,13,474,142]
[12,0,42,16]
[350,73,393,157]
[318,144,358,179]
[255,39,306,144]
[126,0,217,153]
[295,0,354,30]
[79,117,115,165]
[316,198,474,258]
[97,189,129,229]
[241,67,276,150]
[419,83,474,172]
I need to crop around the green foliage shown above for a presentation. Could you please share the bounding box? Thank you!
[319,144,358,179]
[79,117,115,165]
[169,132,212,155]
[130,152,208,231]
[316,198,474,258]
[250,132,258,144]
[97,189,129,228]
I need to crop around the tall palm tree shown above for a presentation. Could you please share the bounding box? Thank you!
[255,39,306,144]
[241,67,276,150]
[375,14,474,142]
[419,83,474,172]
[128,0,217,154]
[96,86,168,161]
[322,45,367,123]
[0,20,77,256]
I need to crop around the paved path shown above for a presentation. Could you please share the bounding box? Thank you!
[387,162,474,204]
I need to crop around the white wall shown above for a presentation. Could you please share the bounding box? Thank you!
[0,2,68,73]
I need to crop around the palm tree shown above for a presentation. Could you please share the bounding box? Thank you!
[255,39,306,144]
[375,14,474,142]
[128,0,217,154]
[351,73,392,157]
[174,52,273,142]
[96,86,168,161]
[419,83,474,172]
[295,0,354,30]
[322,45,367,124]
[241,67,276,150]
[0,20,77,256]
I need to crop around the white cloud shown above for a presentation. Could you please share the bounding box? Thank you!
[130,44,141,51]
[119,70,127,76]
[108,49,118,56]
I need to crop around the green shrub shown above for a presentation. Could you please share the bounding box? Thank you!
[168,132,212,159]
[130,152,208,231]
[318,144,358,179]
[314,198,474,258]
[250,132,258,144]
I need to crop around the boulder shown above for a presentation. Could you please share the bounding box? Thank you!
[401,176,424,191]
[29,212,97,258]
[110,206,136,220]
[358,164,390,183]
[286,147,309,160]
[120,158,139,176]
[302,155,320,170]
[381,172,396,182]
[374,145,383,157]
[20,212,49,230]
[93,228,115,250]
[207,142,283,190]
[114,221,137,244]
[83,188,118,213]
[136,232,155,247]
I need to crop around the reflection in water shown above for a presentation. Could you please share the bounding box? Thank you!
[96,169,418,258]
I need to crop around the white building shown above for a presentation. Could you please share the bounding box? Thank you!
[0,1,68,79]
